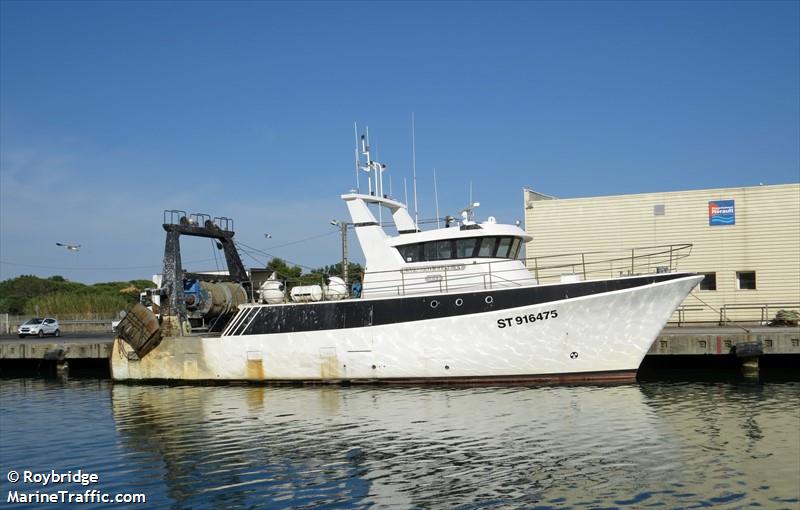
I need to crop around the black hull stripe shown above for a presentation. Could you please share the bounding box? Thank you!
[237,273,692,336]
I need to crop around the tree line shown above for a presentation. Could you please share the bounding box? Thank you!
[264,258,364,286]
[0,261,363,315]
[0,275,154,315]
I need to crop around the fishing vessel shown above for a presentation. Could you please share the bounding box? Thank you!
[111,136,702,383]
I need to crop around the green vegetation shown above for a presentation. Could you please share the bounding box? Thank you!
[0,261,361,315]
[0,275,154,315]
[265,258,364,287]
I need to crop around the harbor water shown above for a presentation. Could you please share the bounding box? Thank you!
[1,377,798,509]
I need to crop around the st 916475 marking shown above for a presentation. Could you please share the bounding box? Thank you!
[497,310,558,328]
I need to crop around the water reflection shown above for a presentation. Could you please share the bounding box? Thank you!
[107,382,799,509]
[638,381,800,508]
[1,379,797,509]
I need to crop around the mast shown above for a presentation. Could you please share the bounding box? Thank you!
[353,122,360,191]
[361,134,372,196]
[434,167,440,228]
[412,112,419,227]
[357,127,388,226]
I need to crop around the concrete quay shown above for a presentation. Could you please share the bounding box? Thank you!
[650,325,800,356]
[0,333,112,362]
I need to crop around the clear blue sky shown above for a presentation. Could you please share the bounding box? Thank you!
[1,0,798,283]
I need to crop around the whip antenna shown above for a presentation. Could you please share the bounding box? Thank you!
[412,112,419,228]
[434,167,440,228]
[353,122,360,191]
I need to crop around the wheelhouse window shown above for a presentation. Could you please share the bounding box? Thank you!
[398,244,420,262]
[737,271,756,290]
[478,237,497,257]
[436,240,453,260]
[456,238,477,258]
[495,237,513,258]
[699,272,717,291]
[396,236,523,263]
[423,242,438,261]
[422,240,454,261]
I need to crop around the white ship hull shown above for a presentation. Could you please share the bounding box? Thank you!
[111,274,702,383]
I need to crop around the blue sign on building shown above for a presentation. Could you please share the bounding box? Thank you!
[708,200,735,226]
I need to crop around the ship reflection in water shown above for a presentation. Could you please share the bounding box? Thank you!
[110,382,800,509]
[1,379,798,509]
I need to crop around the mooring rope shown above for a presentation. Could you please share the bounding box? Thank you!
[687,293,751,334]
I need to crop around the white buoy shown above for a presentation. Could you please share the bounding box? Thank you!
[324,277,347,300]
[258,273,285,304]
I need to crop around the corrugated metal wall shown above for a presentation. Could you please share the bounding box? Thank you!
[523,184,800,323]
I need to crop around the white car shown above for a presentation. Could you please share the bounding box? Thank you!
[18,317,61,338]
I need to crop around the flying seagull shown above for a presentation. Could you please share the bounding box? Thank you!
[56,243,81,251]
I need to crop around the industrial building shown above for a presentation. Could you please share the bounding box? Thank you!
[523,183,800,324]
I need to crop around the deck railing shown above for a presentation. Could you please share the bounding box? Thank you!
[357,243,693,298]
[362,263,527,298]
[525,243,693,285]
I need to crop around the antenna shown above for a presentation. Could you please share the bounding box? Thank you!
[469,180,473,209]
[375,131,384,224]
[378,161,384,224]
[460,201,480,223]
[361,133,373,196]
[433,167,440,228]
[353,122,360,191]
[403,177,408,207]
[361,126,385,225]
[412,112,419,228]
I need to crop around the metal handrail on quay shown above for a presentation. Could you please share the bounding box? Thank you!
[670,305,707,327]
[719,302,800,326]
[0,314,117,335]
[667,302,800,327]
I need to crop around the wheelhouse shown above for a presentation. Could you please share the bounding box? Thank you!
[396,236,524,263]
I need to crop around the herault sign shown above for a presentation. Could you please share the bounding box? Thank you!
[708,200,735,226]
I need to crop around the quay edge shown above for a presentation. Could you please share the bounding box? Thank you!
[649,326,800,356]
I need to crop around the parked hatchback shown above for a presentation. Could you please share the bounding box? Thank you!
[18,317,60,338]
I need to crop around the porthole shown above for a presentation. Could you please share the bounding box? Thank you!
[430,300,439,309]
[485,296,493,304]
[455,298,463,307]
